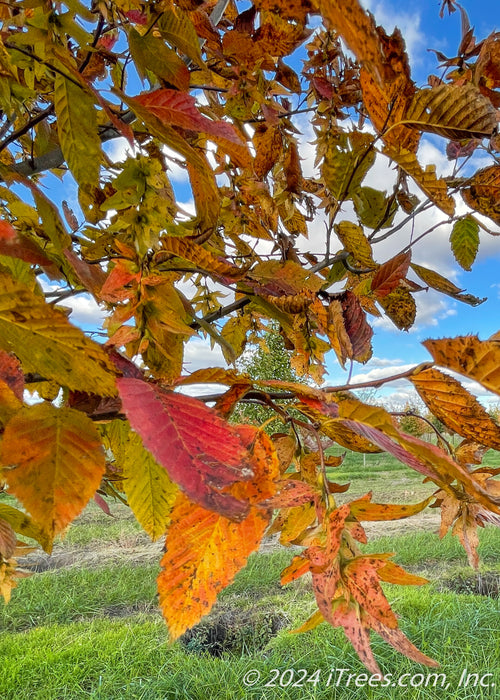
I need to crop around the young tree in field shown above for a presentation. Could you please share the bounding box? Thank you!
[233,323,304,427]
[1,0,500,675]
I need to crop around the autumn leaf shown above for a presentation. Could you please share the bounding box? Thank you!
[103,420,179,541]
[344,556,398,628]
[0,272,117,396]
[117,378,256,521]
[157,426,278,639]
[1,404,106,550]
[411,262,485,306]
[54,74,101,186]
[450,216,480,271]
[423,336,500,397]
[411,367,500,449]
[350,493,433,521]
[132,89,251,168]
[404,84,497,140]
[371,253,411,298]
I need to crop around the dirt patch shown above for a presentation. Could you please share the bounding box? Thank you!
[440,570,500,597]
[180,606,289,657]
[20,535,162,573]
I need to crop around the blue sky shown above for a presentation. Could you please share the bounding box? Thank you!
[36,0,500,408]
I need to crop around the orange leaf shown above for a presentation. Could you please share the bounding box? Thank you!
[367,612,439,667]
[0,518,16,559]
[157,426,278,639]
[1,404,105,550]
[344,556,398,628]
[0,351,23,401]
[411,367,500,450]
[157,492,270,640]
[377,561,429,586]
[281,554,311,585]
[331,599,383,677]
[371,252,411,298]
[316,0,386,86]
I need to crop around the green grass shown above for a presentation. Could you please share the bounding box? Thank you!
[1,453,499,699]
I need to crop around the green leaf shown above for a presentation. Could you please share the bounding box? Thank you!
[0,272,117,396]
[103,420,179,541]
[450,216,480,271]
[54,74,101,186]
[128,28,190,90]
[158,8,203,65]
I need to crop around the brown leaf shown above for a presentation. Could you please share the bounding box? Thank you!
[461,165,500,225]
[379,285,416,331]
[253,124,282,179]
[371,252,411,298]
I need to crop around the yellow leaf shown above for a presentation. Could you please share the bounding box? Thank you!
[411,367,500,450]
[104,421,179,541]
[0,272,117,396]
[1,404,106,549]
[424,336,500,397]
[335,221,374,268]
[54,74,101,186]
[379,285,416,331]
[384,146,455,216]
[0,503,50,552]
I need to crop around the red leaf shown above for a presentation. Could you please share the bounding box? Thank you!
[0,221,56,269]
[0,351,24,400]
[132,89,251,167]
[117,378,255,520]
[371,252,411,297]
[341,291,373,362]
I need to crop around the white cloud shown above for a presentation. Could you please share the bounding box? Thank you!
[183,336,227,373]
[63,294,107,328]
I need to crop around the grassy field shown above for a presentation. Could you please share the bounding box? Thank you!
[0,451,499,699]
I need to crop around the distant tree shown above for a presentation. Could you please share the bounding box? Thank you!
[233,324,305,429]
[395,404,427,438]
